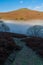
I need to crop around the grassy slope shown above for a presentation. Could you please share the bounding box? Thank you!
[0,8,43,20]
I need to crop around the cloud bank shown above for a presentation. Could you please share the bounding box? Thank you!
[28,4,43,12]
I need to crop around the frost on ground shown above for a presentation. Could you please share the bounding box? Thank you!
[12,39,43,65]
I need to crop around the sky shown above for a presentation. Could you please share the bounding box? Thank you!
[0,0,43,12]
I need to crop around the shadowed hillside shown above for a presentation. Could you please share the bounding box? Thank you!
[0,8,43,20]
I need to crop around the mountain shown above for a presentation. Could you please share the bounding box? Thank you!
[0,8,43,20]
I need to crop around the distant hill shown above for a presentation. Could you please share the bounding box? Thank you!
[0,8,43,20]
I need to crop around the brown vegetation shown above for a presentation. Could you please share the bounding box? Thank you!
[22,37,43,58]
[0,8,43,20]
[0,32,25,65]
[0,32,27,38]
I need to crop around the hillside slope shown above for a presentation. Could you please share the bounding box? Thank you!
[0,8,43,20]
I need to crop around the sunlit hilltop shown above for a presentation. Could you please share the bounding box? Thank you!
[0,8,43,20]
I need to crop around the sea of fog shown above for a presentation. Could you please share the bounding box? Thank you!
[3,20,43,35]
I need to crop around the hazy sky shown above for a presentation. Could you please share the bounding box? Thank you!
[0,0,43,12]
